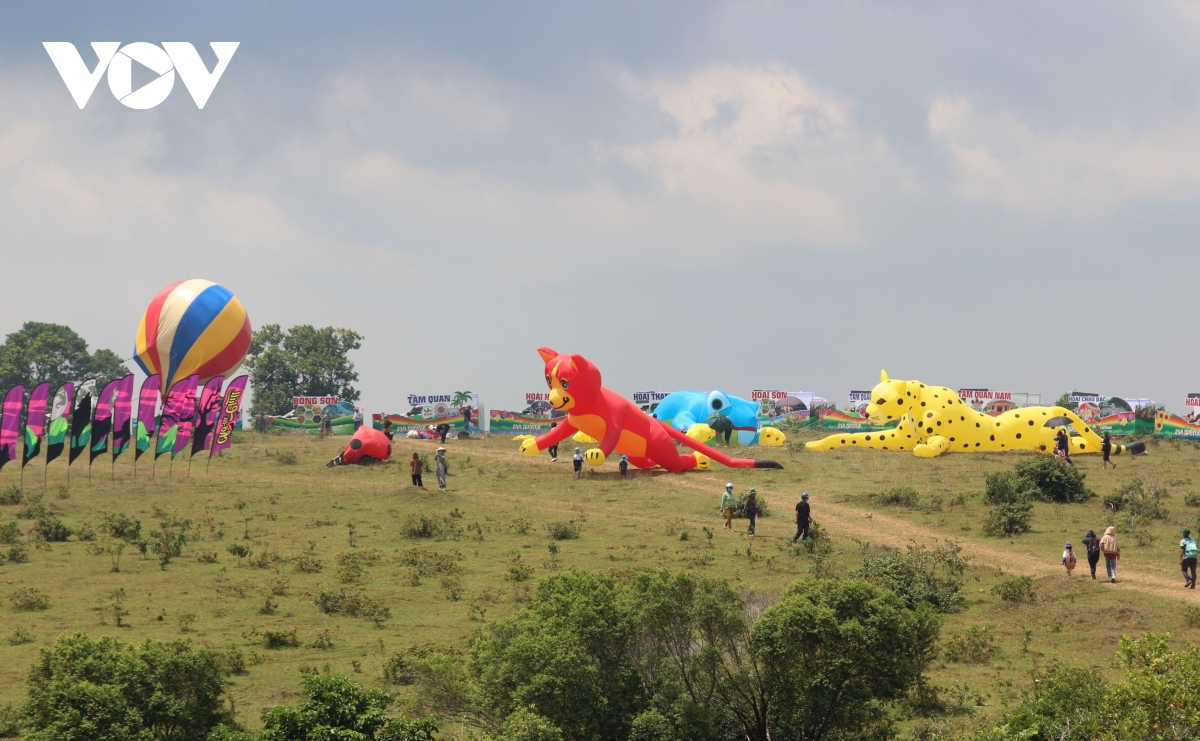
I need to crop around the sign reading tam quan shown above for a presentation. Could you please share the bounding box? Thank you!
[293,396,338,406]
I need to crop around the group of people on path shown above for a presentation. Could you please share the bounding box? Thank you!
[719,484,811,543]
[1063,526,1197,588]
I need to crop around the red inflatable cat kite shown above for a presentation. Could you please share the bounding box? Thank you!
[519,348,782,472]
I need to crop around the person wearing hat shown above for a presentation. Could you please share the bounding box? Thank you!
[744,488,758,537]
[1061,542,1076,576]
[721,483,737,531]
[573,447,584,479]
[619,455,629,479]
[793,492,811,543]
[1181,528,1198,589]
[435,448,448,490]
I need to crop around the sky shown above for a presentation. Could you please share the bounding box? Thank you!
[1,1,1198,414]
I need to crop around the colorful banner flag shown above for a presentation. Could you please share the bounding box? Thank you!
[171,376,201,459]
[69,380,96,466]
[89,379,121,464]
[22,382,50,467]
[134,375,159,462]
[156,375,198,460]
[111,375,135,461]
[45,383,73,466]
[0,385,24,471]
[192,376,225,457]
[210,375,248,457]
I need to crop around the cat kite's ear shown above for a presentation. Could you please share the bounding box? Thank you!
[538,347,557,363]
[880,369,890,383]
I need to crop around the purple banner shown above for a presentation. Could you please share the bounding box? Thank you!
[211,376,248,457]
[156,375,197,460]
[89,379,121,464]
[135,375,159,461]
[45,382,73,465]
[0,385,24,471]
[22,382,50,467]
[111,375,135,461]
[171,376,200,458]
[192,376,225,457]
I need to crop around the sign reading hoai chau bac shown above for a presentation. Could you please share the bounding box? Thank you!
[1069,392,1157,436]
[374,391,481,434]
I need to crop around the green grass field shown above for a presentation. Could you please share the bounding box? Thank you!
[3,430,1200,736]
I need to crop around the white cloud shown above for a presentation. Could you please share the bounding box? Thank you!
[929,95,1200,217]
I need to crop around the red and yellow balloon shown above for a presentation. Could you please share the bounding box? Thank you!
[134,279,251,394]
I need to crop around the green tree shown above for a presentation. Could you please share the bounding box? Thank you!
[258,674,437,741]
[22,632,231,741]
[243,325,363,416]
[752,579,924,741]
[1054,392,1078,412]
[0,322,129,393]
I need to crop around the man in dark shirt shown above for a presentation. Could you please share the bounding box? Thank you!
[793,492,811,543]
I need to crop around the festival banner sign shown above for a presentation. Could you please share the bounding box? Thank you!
[156,375,198,459]
[486,392,565,435]
[373,391,480,435]
[170,376,201,458]
[45,383,73,466]
[956,389,1018,416]
[89,379,121,464]
[753,390,829,426]
[849,390,872,414]
[211,376,248,456]
[110,375,135,461]
[192,376,225,456]
[1155,410,1200,439]
[0,385,24,471]
[269,395,355,435]
[1074,394,1155,436]
[22,382,50,467]
[817,408,898,432]
[69,380,96,466]
[134,375,159,461]
[632,391,670,413]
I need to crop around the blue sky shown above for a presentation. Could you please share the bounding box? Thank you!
[1,1,1198,412]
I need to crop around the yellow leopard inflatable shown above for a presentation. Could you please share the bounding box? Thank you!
[806,370,1144,458]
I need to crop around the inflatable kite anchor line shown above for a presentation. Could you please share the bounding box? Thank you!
[660,422,782,469]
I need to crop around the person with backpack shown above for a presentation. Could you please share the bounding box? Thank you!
[1081,529,1101,579]
[721,483,737,531]
[1062,542,1076,576]
[1181,528,1198,589]
[1100,526,1121,583]
[745,488,758,537]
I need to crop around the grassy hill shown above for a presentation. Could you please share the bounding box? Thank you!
[2,430,1199,736]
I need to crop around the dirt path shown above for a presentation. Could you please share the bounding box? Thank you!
[655,475,1200,605]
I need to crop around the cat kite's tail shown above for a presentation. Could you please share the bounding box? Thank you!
[661,422,783,469]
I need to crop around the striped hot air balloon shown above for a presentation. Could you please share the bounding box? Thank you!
[134,279,252,395]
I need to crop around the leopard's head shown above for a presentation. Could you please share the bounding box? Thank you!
[866,369,918,424]
[538,347,601,413]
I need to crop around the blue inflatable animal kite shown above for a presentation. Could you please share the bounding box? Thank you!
[653,390,785,447]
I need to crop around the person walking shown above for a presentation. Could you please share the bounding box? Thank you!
[435,448,448,490]
[721,483,737,531]
[793,492,811,543]
[619,455,628,478]
[547,421,559,462]
[438,423,450,444]
[745,488,758,537]
[1100,526,1120,583]
[1081,529,1102,579]
[1102,432,1116,470]
[1055,428,1073,466]
[409,452,425,489]
[1062,542,1076,576]
[382,418,393,441]
[353,406,364,431]
[1181,528,1198,589]
[573,447,584,479]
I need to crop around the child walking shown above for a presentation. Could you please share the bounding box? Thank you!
[1062,542,1076,575]
[573,447,584,479]
[619,455,628,478]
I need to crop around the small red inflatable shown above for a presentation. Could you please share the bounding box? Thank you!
[328,426,392,466]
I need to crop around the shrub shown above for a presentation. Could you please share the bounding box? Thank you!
[227,543,250,562]
[149,516,193,568]
[0,703,17,739]
[259,674,438,741]
[7,626,33,646]
[983,471,1034,505]
[314,589,391,625]
[249,627,300,649]
[506,552,534,582]
[851,542,968,613]
[1012,455,1095,503]
[876,486,920,507]
[8,587,50,611]
[499,707,565,741]
[0,485,23,506]
[311,627,336,650]
[98,511,141,541]
[545,520,582,540]
[734,491,771,518]
[292,546,323,573]
[982,499,1033,537]
[799,520,829,554]
[30,515,71,543]
[276,450,298,465]
[336,551,372,583]
[1117,476,1169,521]
[942,623,997,664]
[992,575,1036,603]
[0,521,20,544]
[1184,492,1200,507]
[404,514,440,539]
[5,543,29,564]
[511,518,532,534]
[23,632,231,741]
